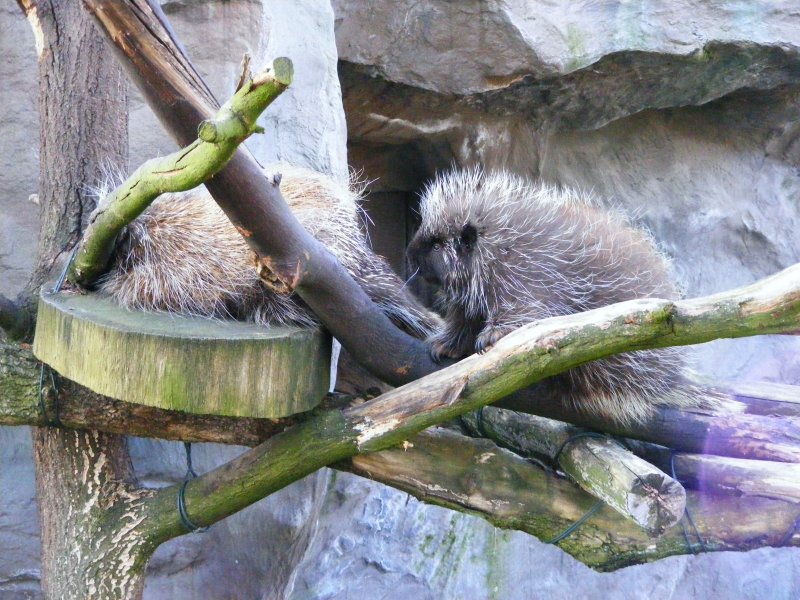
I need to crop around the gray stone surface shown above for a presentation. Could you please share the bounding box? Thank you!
[0,4,40,297]
[333,0,800,95]
[289,473,800,600]
[2,1,800,599]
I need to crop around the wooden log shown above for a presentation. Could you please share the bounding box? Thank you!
[627,441,800,503]
[472,400,800,506]
[462,409,686,534]
[728,380,800,418]
[32,291,330,418]
[342,428,800,571]
[500,386,800,463]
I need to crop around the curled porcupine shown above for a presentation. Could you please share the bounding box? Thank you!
[99,163,440,341]
[407,167,702,424]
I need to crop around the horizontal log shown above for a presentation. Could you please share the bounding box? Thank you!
[500,385,800,463]
[628,441,800,503]
[476,398,800,506]
[343,428,800,571]
[0,341,314,444]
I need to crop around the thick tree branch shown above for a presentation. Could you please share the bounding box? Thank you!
[461,409,686,534]
[128,264,800,545]
[4,338,799,464]
[81,0,443,385]
[342,428,800,571]
[465,405,800,504]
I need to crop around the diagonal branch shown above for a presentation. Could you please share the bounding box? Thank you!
[82,0,442,384]
[131,264,800,545]
[69,58,293,285]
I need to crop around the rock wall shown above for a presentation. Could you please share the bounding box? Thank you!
[1,1,800,599]
[335,0,800,387]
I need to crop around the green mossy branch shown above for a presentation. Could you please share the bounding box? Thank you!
[344,428,800,571]
[140,263,800,548]
[67,57,293,287]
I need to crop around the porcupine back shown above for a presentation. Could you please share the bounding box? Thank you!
[417,168,697,424]
[99,163,439,340]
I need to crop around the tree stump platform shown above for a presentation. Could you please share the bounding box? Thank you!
[33,291,331,418]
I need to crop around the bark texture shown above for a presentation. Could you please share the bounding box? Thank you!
[17,0,137,597]
[32,429,153,599]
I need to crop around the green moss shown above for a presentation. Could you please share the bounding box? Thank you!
[485,529,511,600]
[566,26,588,71]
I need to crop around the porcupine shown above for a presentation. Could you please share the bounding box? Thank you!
[406,167,700,424]
[99,163,440,348]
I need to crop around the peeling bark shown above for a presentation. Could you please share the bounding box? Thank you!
[33,429,153,599]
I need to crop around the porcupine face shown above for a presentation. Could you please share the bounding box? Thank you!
[406,223,478,290]
[409,168,503,320]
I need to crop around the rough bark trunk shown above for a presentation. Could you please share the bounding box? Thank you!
[17,0,135,597]
[32,429,153,599]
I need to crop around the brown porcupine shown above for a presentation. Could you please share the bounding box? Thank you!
[407,167,699,424]
[99,163,440,342]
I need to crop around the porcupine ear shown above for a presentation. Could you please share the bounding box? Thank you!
[461,223,478,248]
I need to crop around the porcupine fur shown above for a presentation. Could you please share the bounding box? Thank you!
[407,167,700,424]
[99,163,440,342]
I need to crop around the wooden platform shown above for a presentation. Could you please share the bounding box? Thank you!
[33,291,331,418]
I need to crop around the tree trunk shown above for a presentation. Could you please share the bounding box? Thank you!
[32,429,153,598]
[18,0,135,597]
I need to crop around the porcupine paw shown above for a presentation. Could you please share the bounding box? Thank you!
[475,324,513,354]
[428,336,460,364]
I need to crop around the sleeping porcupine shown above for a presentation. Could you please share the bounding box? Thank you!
[100,163,440,342]
[407,168,699,424]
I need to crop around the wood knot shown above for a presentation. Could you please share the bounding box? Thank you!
[252,253,294,294]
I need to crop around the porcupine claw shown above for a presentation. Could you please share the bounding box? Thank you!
[475,322,513,354]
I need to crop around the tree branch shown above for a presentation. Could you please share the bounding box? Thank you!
[81,0,443,385]
[342,428,800,571]
[131,264,800,545]
[626,440,800,503]
[461,409,686,534]
[0,340,321,444]
[69,58,293,285]
[501,387,800,462]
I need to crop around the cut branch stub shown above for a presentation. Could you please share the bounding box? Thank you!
[198,58,292,143]
[33,291,329,418]
[68,57,293,288]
